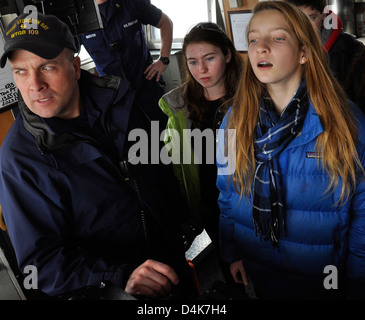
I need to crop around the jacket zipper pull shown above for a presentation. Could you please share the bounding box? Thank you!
[119,159,149,250]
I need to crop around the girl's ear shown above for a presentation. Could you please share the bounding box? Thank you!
[299,46,308,64]
[225,49,232,63]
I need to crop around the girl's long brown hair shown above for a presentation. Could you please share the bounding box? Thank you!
[228,1,363,204]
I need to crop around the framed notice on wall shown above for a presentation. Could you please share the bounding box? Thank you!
[228,10,253,52]
[0,31,18,113]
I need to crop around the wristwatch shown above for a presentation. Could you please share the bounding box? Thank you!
[159,56,170,65]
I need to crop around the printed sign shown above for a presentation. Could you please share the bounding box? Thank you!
[0,32,18,111]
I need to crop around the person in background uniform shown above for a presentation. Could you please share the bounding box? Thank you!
[81,0,172,127]
[158,22,243,283]
[0,12,197,300]
[217,1,365,299]
[285,0,364,100]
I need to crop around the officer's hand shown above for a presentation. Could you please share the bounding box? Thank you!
[125,259,179,299]
[144,59,167,82]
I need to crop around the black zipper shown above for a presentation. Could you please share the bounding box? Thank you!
[119,159,150,251]
[101,89,150,249]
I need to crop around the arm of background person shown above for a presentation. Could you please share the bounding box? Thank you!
[144,12,173,82]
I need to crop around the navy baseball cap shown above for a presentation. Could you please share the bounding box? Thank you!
[0,12,78,68]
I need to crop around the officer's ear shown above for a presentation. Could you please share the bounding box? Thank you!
[73,55,81,80]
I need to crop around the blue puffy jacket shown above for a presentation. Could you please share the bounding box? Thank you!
[217,102,365,299]
[0,71,191,297]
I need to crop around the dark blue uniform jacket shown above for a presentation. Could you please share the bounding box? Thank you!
[0,71,191,297]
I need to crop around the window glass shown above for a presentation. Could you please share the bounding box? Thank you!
[149,0,211,49]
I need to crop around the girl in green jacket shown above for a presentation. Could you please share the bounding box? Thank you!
[158,22,243,281]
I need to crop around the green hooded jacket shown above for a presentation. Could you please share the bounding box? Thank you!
[158,86,202,225]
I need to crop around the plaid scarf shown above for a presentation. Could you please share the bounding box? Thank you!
[253,81,309,245]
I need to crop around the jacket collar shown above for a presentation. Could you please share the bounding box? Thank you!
[98,0,122,21]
